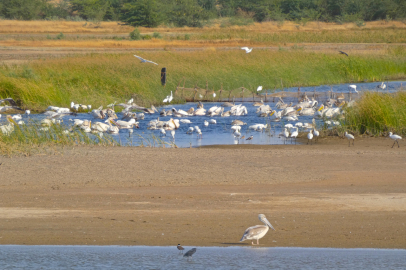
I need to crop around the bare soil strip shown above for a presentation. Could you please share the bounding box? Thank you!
[0,137,405,248]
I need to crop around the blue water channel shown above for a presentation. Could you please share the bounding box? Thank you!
[1,81,404,148]
[0,245,405,269]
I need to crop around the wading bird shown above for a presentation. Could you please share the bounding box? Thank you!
[241,47,252,53]
[307,129,313,145]
[257,86,263,91]
[377,82,387,90]
[177,244,184,253]
[388,132,402,148]
[134,54,158,65]
[349,85,358,93]
[240,214,275,245]
[183,248,196,259]
[345,132,355,146]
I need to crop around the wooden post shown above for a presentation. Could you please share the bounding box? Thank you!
[313,87,316,99]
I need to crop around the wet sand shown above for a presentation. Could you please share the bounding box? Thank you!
[0,136,405,248]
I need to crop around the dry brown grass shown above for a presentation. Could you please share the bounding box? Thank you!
[0,19,405,34]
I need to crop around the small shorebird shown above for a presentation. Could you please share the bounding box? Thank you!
[345,132,355,146]
[240,214,275,245]
[183,248,196,259]
[388,132,402,148]
[246,135,253,142]
[177,244,184,253]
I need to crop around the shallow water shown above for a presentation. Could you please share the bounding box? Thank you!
[2,81,405,148]
[1,246,405,269]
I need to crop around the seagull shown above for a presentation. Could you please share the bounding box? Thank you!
[177,244,184,253]
[339,51,349,56]
[183,248,196,258]
[345,132,355,146]
[134,54,158,65]
[349,84,358,93]
[241,47,253,53]
[388,132,402,148]
[240,214,275,245]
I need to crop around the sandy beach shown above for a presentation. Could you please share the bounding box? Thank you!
[0,136,405,249]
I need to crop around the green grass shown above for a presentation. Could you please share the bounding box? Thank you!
[0,50,405,110]
[343,91,406,136]
[0,120,117,156]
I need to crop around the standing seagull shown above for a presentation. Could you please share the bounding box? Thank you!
[240,214,275,245]
[134,55,158,65]
[177,244,184,253]
[388,132,402,148]
[241,47,253,53]
[339,51,349,56]
[345,131,355,146]
[183,248,197,258]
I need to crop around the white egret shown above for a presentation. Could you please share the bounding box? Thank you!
[377,82,386,90]
[388,132,402,148]
[171,130,175,140]
[133,54,158,65]
[204,120,209,127]
[290,127,298,144]
[257,86,263,91]
[186,127,194,134]
[313,128,320,142]
[209,119,216,124]
[349,85,358,93]
[240,214,275,245]
[160,128,166,136]
[345,132,355,146]
[307,129,313,145]
[241,47,253,53]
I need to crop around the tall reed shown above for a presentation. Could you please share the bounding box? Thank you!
[0,120,117,156]
[343,91,406,135]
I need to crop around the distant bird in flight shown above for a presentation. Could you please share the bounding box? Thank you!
[134,54,158,65]
[241,47,253,53]
[339,51,349,56]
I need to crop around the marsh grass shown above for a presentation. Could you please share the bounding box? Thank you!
[343,91,406,136]
[0,120,117,156]
[133,133,176,148]
[0,50,404,110]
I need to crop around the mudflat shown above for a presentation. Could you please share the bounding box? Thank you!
[0,136,405,248]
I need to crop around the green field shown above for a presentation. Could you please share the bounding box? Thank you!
[0,49,405,110]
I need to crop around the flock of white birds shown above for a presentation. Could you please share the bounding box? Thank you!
[0,89,402,148]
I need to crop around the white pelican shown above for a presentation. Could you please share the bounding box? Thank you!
[388,132,402,148]
[307,129,313,145]
[231,120,246,126]
[240,214,275,245]
[134,54,158,65]
[345,132,355,146]
[11,114,22,121]
[233,130,242,139]
[204,120,209,127]
[209,119,216,124]
[180,119,192,124]
[241,47,252,53]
